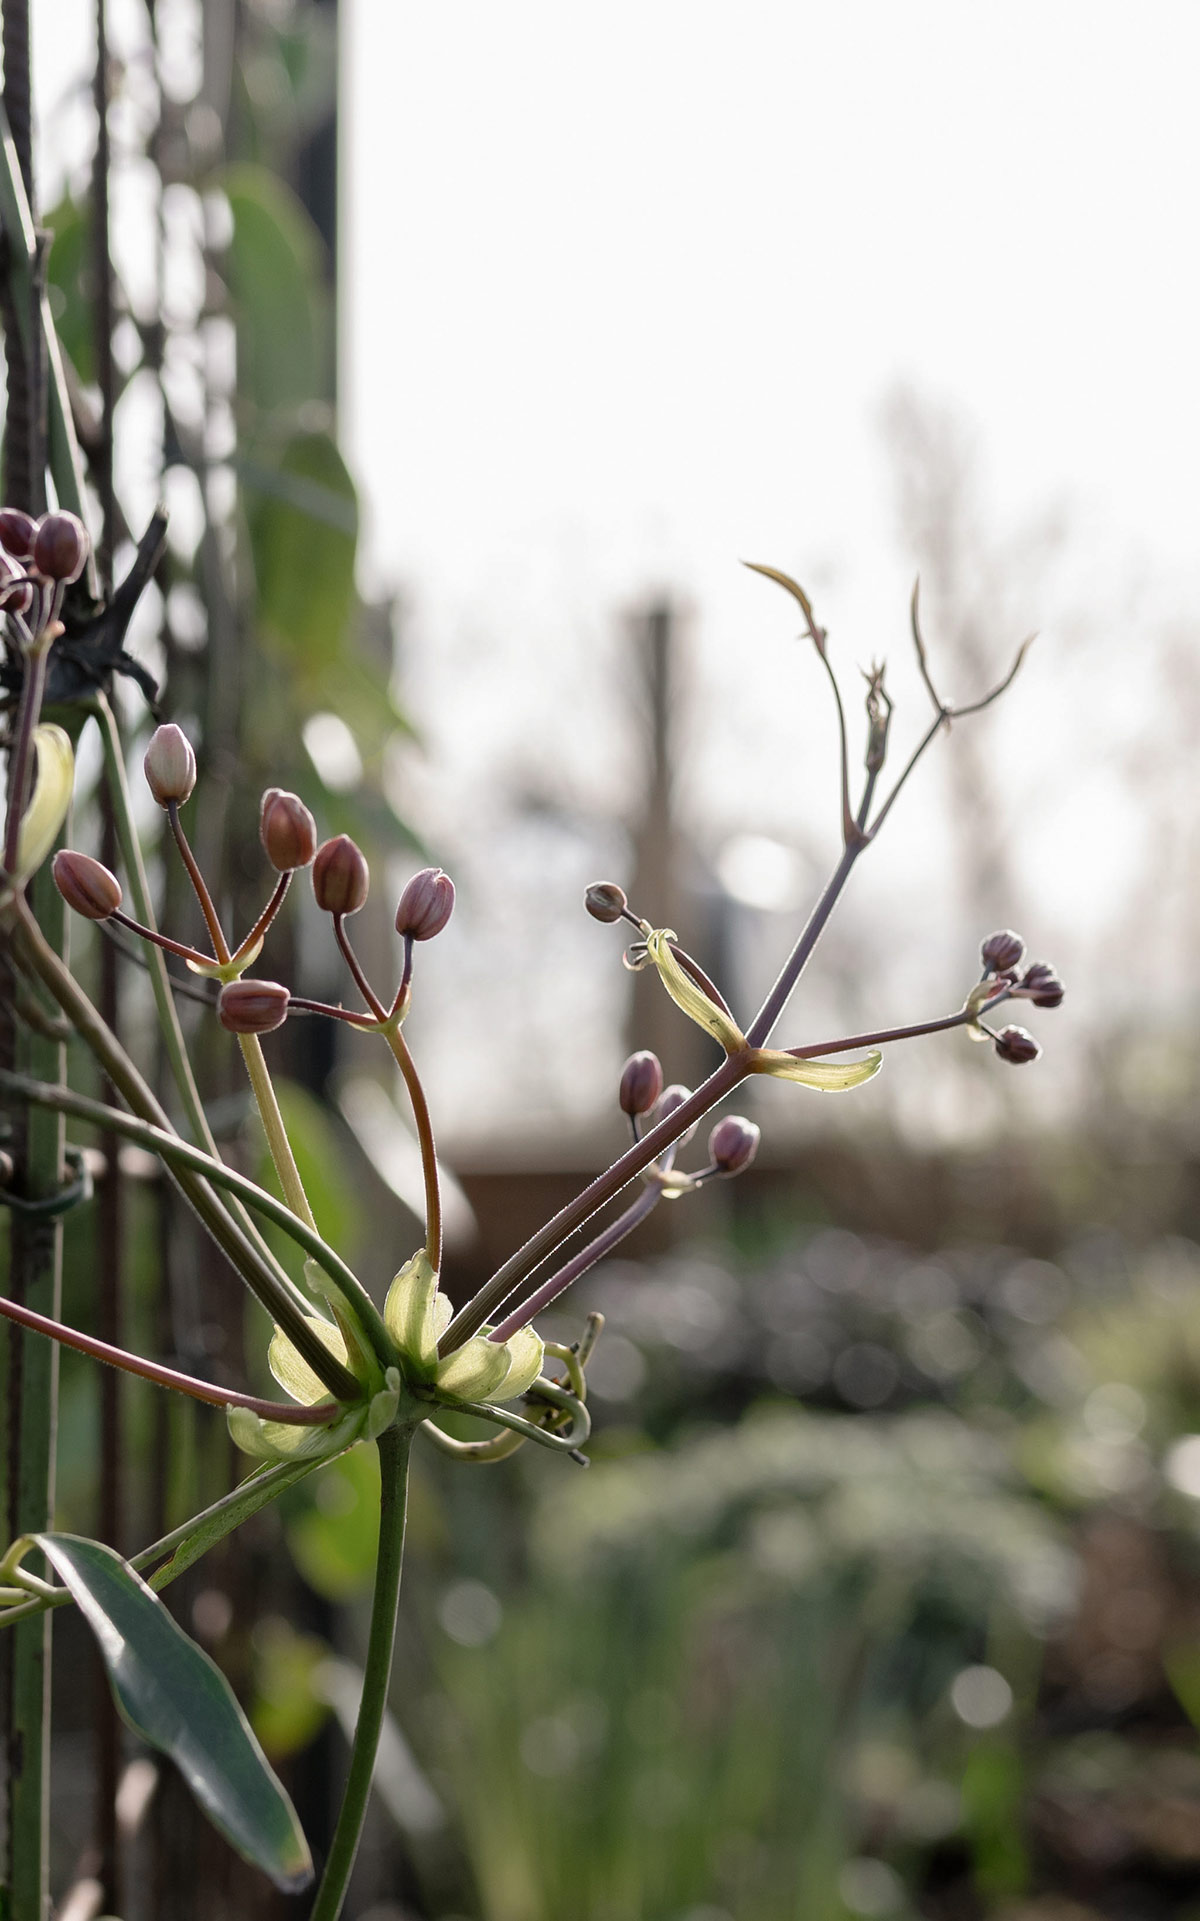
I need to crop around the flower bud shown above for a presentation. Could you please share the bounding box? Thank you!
[981,929,1024,974]
[312,834,369,916]
[585,881,627,924]
[53,849,122,921]
[0,566,33,616]
[993,1024,1041,1065]
[708,1114,761,1174]
[0,507,37,558]
[259,787,317,872]
[1019,961,1064,1008]
[217,978,290,1035]
[395,866,455,941]
[144,723,196,807]
[32,510,89,584]
[619,1050,663,1117]
[652,1082,699,1148]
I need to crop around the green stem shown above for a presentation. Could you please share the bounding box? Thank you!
[309,1423,412,1921]
[5,912,363,1401]
[0,1069,391,1368]
[93,695,310,1315]
[238,1033,318,1234]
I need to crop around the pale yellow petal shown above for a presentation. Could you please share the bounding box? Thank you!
[268,1316,350,1405]
[645,929,744,1053]
[752,1047,883,1092]
[435,1333,512,1404]
[384,1250,441,1378]
[493,1326,544,1402]
[14,726,74,881]
[227,1403,359,1462]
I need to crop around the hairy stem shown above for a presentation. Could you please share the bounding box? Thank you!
[489,1183,661,1341]
[442,1050,746,1350]
[309,1423,412,1921]
[744,843,861,1049]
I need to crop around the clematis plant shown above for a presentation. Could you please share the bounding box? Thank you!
[0,496,1062,1917]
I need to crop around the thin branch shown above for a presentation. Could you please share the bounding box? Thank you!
[166,802,229,965]
[489,1182,661,1341]
[0,1292,338,1424]
[333,915,387,1022]
[0,1066,391,1369]
[744,562,856,845]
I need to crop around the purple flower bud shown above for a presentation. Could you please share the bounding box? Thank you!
[585,881,627,924]
[32,511,89,584]
[981,929,1025,974]
[708,1114,761,1174]
[395,866,455,941]
[652,1082,698,1148]
[0,507,37,558]
[0,566,33,616]
[53,849,122,921]
[993,1024,1041,1065]
[619,1050,663,1117]
[312,834,369,916]
[217,978,290,1035]
[144,723,197,807]
[259,788,317,872]
[1018,961,1064,1009]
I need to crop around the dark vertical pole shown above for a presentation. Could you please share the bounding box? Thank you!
[1,9,60,1915]
[92,0,123,1906]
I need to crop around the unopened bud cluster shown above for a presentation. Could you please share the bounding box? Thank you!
[978,929,1064,1064]
[0,506,90,632]
[54,716,459,1050]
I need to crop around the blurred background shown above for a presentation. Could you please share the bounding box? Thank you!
[21,1,1200,1917]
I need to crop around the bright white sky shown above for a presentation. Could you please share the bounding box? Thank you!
[342,2,1200,1141]
[31,1,1200,1144]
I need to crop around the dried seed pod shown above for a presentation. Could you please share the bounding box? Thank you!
[260,788,317,871]
[53,849,122,920]
[32,510,89,584]
[708,1114,761,1174]
[395,866,455,940]
[980,929,1024,974]
[585,881,627,923]
[993,1024,1041,1065]
[217,978,290,1035]
[144,723,197,806]
[1019,962,1064,1008]
[619,1050,663,1117]
[0,507,37,558]
[312,834,369,916]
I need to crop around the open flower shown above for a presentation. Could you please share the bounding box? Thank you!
[644,927,882,1091]
[385,1251,544,1406]
[229,1291,400,1464]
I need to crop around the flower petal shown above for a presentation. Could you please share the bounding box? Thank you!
[14,725,74,882]
[752,1047,883,1091]
[384,1250,441,1379]
[645,929,745,1053]
[268,1316,349,1406]
[494,1326,544,1402]
[227,1404,360,1463]
[435,1332,512,1404]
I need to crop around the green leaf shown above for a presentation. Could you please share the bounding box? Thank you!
[244,431,359,670]
[34,1533,313,1892]
[223,165,327,415]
